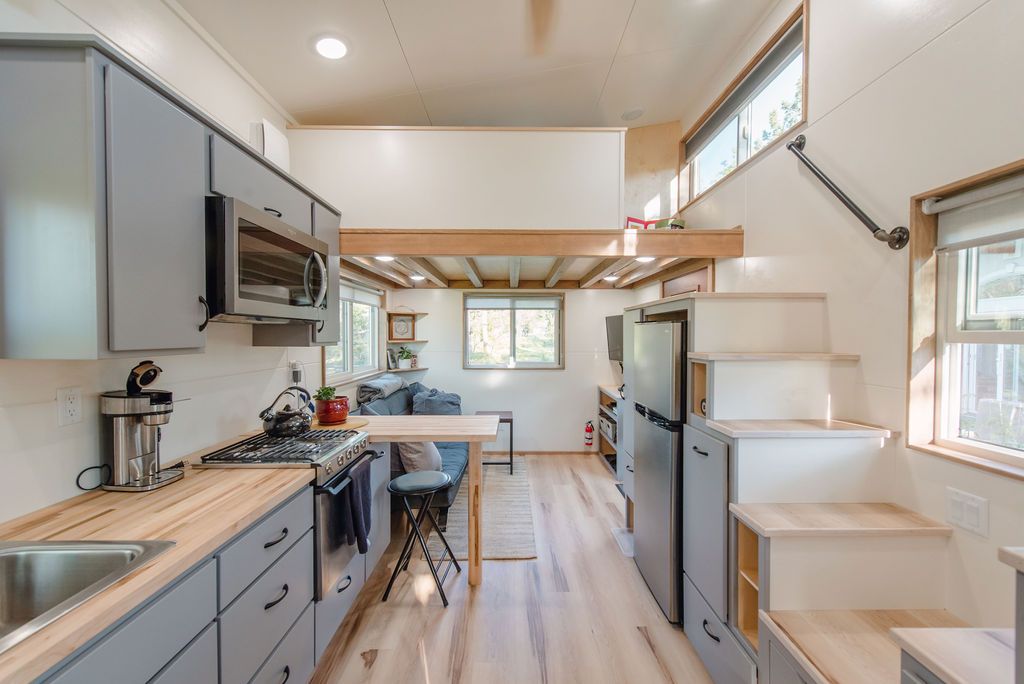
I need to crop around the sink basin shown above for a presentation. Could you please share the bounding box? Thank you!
[0,540,174,654]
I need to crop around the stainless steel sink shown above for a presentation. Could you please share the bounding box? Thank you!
[0,540,174,654]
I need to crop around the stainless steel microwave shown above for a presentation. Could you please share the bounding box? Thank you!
[206,197,330,324]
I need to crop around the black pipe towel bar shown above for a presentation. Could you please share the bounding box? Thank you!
[786,135,909,250]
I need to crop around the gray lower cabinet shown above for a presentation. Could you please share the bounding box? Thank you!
[48,560,217,683]
[683,575,756,684]
[622,451,635,500]
[150,621,219,684]
[366,446,392,572]
[252,603,315,684]
[682,425,728,619]
[899,652,944,684]
[314,537,367,663]
[759,617,815,684]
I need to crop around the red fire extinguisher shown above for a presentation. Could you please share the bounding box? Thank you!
[585,420,594,448]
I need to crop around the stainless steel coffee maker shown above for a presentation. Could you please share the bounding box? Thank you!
[100,361,183,492]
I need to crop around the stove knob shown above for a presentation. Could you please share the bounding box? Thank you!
[336,455,343,466]
[325,463,333,475]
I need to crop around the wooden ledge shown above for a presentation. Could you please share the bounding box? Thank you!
[688,351,860,362]
[706,419,890,439]
[891,627,1014,684]
[908,441,1024,483]
[729,502,952,538]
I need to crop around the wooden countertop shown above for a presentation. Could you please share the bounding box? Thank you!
[763,609,967,684]
[998,546,1024,573]
[705,418,890,439]
[322,414,500,442]
[890,627,1014,684]
[0,466,314,683]
[730,502,952,538]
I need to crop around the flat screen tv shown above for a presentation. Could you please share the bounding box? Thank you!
[605,315,623,362]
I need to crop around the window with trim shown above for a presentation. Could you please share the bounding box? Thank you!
[324,283,382,386]
[463,294,563,369]
[682,12,805,202]
[935,191,1024,462]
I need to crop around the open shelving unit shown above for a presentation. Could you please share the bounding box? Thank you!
[597,385,621,477]
[736,519,760,651]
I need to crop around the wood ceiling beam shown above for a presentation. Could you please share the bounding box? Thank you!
[339,227,743,258]
[580,257,632,289]
[615,257,680,288]
[628,258,713,289]
[395,257,448,287]
[544,257,575,288]
[455,257,483,288]
[339,260,399,291]
[509,257,521,288]
[437,279,613,290]
[343,256,411,288]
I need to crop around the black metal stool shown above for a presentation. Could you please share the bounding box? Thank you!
[381,470,461,607]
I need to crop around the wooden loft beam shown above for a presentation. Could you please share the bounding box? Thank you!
[455,257,483,287]
[509,257,521,288]
[443,279,613,290]
[339,227,743,258]
[342,256,411,288]
[628,258,713,289]
[615,257,680,288]
[396,257,448,287]
[580,257,631,289]
[339,260,398,291]
[544,257,575,288]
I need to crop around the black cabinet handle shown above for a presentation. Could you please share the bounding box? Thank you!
[692,446,709,457]
[264,206,283,217]
[316,319,325,333]
[279,665,290,684]
[702,619,721,643]
[625,465,633,473]
[263,527,289,549]
[264,583,289,610]
[198,296,210,332]
[336,575,353,593]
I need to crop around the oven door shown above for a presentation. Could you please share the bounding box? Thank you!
[207,196,330,323]
[314,463,366,601]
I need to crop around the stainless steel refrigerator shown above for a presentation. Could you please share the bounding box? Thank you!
[632,320,686,622]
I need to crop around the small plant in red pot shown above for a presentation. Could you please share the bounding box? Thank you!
[314,386,349,425]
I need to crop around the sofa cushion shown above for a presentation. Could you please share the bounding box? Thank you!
[413,389,462,416]
[397,441,443,472]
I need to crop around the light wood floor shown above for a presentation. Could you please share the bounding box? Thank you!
[312,453,712,684]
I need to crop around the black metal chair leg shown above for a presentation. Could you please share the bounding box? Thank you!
[381,498,423,602]
[425,507,461,573]
[403,497,450,607]
[401,493,434,573]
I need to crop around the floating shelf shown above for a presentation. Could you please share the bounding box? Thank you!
[706,418,891,439]
[729,502,953,538]
[688,351,860,362]
[386,311,428,317]
[389,367,428,373]
[386,339,427,344]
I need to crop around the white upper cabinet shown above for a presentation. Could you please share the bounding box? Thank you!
[288,128,625,229]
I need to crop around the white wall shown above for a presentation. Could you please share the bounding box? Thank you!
[681,0,1024,625]
[0,0,312,522]
[387,288,636,452]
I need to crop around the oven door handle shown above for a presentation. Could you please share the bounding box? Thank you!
[367,449,384,461]
[317,475,352,496]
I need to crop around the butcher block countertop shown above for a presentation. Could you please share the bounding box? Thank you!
[0,465,314,683]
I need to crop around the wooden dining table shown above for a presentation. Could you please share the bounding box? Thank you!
[356,414,500,585]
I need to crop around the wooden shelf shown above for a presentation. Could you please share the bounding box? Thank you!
[389,367,428,373]
[387,311,428,317]
[706,418,891,439]
[739,567,759,589]
[736,520,760,652]
[729,502,952,538]
[691,361,708,418]
[688,351,860,362]
[387,339,427,344]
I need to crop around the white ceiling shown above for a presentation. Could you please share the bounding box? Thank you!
[176,0,779,128]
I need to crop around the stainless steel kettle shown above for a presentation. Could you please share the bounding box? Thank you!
[259,386,313,437]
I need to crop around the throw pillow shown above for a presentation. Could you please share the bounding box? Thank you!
[412,388,462,415]
[398,441,443,472]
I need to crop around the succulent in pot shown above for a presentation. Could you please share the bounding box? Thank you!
[313,386,349,425]
[397,346,414,370]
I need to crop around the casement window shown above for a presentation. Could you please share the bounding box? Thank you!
[323,282,383,386]
[934,187,1024,462]
[682,9,806,202]
[463,294,564,369]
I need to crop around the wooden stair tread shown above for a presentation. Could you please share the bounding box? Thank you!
[891,627,1014,684]
[763,609,968,684]
[706,418,890,439]
[729,502,952,538]
[998,546,1024,573]
[688,351,859,361]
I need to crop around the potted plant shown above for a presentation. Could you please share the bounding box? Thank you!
[313,386,349,425]
[397,346,414,369]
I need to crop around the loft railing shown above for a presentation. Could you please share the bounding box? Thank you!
[786,135,909,250]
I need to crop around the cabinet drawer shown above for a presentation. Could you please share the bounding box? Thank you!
[219,486,312,608]
[622,451,635,500]
[253,602,315,684]
[210,134,312,232]
[682,425,728,619]
[683,574,756,684]
[151,621,218,684]
[49,560,216,684]
[220,530,314,684]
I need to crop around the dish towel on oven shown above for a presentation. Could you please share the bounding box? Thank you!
[340,458,373,553]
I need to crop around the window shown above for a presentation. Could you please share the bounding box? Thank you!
[463,294,563,369]
[324,283,382,386]
[683,13,805,200]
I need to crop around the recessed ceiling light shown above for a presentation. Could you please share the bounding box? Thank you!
[375,255,395,262]
[603,275,620,282]
[410,274,426,281]
[635,256,655,263]
[621,108,644,121]
[315,37,348,60]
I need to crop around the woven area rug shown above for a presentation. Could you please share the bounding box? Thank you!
[423,458,537,561]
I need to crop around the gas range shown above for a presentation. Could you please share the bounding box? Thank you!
[195,429,370,486]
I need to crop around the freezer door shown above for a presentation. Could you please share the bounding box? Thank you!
[633,412,682,622]
[632,321,683,421]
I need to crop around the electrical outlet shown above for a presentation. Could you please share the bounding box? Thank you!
[56,387,83,426]
[946,487,989,537]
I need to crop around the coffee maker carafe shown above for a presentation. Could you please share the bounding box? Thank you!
[100,361,183,492]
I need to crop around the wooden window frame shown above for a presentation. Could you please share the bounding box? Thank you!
[907,158,1024,482]
[462,292,566,370]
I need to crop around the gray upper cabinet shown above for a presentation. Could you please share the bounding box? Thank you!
[313,201,341,252]
[105,64,206,351]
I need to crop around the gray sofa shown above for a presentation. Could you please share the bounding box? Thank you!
[356,383,468,523]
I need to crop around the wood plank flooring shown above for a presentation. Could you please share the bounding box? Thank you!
[312,453,711,684]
